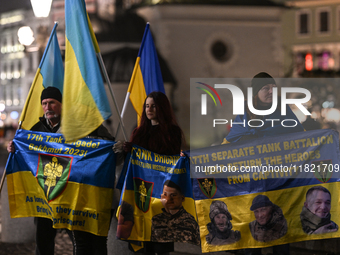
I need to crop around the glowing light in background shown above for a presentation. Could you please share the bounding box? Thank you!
[17,26,35,46]
[305,53,313,71]
[311,110,320,119]
[0,113,7,120]
[30,0,53,18]
[323,108,340,122]
[10,111,19,120]
[0,103,5,112]
[322,101,335,108]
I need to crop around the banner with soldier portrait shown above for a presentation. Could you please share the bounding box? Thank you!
[6,129,116,236]
[116,145,200,246]
[190,129,340,253]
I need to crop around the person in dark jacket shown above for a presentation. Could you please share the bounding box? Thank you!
[222,72,304,144]
[249,195,287,242]
[222,72,304,255]
[151,180,200,245]
[123,92,185,255]
[206,200,241,246]
[7,87,64,255]
[300,186,338,235]
[7,86,114,255]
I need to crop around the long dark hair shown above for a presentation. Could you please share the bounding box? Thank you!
[130,92,183,154]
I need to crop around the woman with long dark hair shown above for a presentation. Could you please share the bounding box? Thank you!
[124,91,184,255]
[128,91,183,155]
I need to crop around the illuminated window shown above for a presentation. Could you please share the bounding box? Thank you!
[317,51,334,70]
[295,52,314,75]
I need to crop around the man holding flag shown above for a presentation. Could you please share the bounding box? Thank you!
[7,22,65,255]
[7,0,117,251]
[7,85,115,255]
[8,87,65,255]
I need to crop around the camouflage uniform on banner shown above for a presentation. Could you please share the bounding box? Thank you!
[300,206,338,234]
[151,207,200,245]
[205,200,241,246]
[249,205,287,242]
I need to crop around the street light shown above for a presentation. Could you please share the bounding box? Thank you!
[22,0,53,55]
[17,26,35,46]
[30,0,53,18]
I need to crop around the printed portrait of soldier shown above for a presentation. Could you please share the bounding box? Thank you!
[249,195,287,242]
[150,180,200,245]
[300,186,338,234]
[206,200,241,245]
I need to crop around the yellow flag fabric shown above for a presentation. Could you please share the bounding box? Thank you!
[6,129,116,236]
[190,129,340,252]
[116,145,200,245]
[63,0,111,142]
[19,23,63,130]
[126,23,165,121]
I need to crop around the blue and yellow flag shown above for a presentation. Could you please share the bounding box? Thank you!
[189,129,340,253]
[124,23,165,120]
[19,23,63,130]
[117,145,200,246]
[63,0,111,142]
[6,129,116,236]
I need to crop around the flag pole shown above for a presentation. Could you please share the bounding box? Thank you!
[97,53,128,141]
[1,23,60,194]
[86,12,127,141]
[114,92,130,138]
[0,120,24,194]
[0,166,7,194]
[0,149,14,194]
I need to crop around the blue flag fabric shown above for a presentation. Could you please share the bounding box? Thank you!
[6,129,116,236]
[117,145,200,245]
[189,129,340,252]
[126,23,165,120]
[63,0,112,142]
[116,130,340,252]
[19,23,64,130]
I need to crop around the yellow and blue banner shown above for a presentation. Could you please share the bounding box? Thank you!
[19,23,63,130]
[123,23,165,120]
[117,145,200,246]
[6,129,116,236]
[189,129,340,252]
[63,0,111,142]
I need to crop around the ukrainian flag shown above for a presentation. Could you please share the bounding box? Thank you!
[63,0,111,142]
[123,23,165,120]
[6,129,116,236]
[19,23,63,130]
